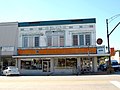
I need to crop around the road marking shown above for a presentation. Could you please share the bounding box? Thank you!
[110,81,120,89]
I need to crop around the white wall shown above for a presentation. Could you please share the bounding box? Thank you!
[0,22,18,55]
[111,52,119,63]
[18,23,96,48]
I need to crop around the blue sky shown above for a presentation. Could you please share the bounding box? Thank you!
[0,0,120,50]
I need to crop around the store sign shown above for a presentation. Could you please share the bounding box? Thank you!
[97,46,105,54]
[2,46,14,52]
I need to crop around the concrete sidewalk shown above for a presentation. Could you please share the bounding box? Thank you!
[0,70,120,76]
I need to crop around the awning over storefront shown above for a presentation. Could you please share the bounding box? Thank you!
[12,53,110,59]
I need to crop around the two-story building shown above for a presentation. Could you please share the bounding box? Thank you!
[0,22,18,70]
[13,18,109,75]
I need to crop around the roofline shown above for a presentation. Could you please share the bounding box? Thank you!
[0,22,18,26]
[18,18,96,27]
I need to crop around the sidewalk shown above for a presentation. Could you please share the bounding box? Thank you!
[0,70,119,76]
[80,70,120,75]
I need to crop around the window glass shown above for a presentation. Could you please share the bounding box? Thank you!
[72,33,91,46]
[66,58,77,67]
[89,25,93,28]
[39,28,42,30]
[35,37,39,47]
[47,36,52,46]
[21,60,42,70]
[21,28,24,31]
[30,28,33,30]
[60,36,64,47]
[53,36,58,46]
[73,35,78,46]
[29,37,33,47]
[55,58,77,68]
[79,26,83,28]
[85,34,91,45]
[79,35,84,46]
[46,31,64,47]
[23,37,28,47]
[57,58,66,67]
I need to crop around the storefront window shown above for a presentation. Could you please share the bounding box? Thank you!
[57,59,66,67]
[66,58,77,67]
[21,59,42,70]
[55,58,77,68]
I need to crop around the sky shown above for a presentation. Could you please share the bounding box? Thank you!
[0,0,120,50]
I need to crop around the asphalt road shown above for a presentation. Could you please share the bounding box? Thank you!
[0,75,120,90]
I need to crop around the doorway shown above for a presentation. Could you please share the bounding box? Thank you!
[42,60,50,72]
[81,57,93,73]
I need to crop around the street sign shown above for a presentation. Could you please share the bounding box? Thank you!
[97,38,103,45]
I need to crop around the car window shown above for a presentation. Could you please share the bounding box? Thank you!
[112,62,118,65]
[9,66,17,69]
[5,67,8,69]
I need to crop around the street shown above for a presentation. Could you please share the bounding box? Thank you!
[0,74,120,90]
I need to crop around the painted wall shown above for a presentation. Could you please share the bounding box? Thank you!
[111,51,119,63]
[0,22,18,55]
[18,23,96,48]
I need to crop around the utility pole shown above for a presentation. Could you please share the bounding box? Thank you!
[106,14,120,73]
[106,19,112,73]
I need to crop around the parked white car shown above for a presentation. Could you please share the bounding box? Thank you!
[2,66,20,76]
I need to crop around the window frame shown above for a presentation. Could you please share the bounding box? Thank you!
[34,36,40,47]
[22,36,29,48]
[72,33,91,46]
[46,31,65,47]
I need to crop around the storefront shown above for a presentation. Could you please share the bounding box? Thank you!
[0,56,16,71]
[0,46,17,71]
[14,57,77,75]
[13,47,109,75]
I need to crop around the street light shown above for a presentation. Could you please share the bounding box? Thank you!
[106,14,120,73]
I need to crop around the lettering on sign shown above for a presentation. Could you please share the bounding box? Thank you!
[2,47,14,52]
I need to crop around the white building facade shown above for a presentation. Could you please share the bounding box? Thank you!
[13,18,109,75]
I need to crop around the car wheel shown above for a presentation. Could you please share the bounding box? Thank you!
[1,72,4,76]
[5,72,8,76]
[100,66,104,71]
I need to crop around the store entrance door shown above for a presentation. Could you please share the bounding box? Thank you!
[81,57,93,73]
[42,60,50,72]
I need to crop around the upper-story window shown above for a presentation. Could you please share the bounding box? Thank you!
[46,31,65,47]
[72,33,91,46]
[20,28,24,31]
[22,36,28,48]
[69,26,73,29]
[38,28,42,30]
[85,34,91,45]
[22,35,40,48]
[89,25,93,28]
[34,37,39,47]
[30,28,33,30]
[73,35,78,46]
[79,26,83,28]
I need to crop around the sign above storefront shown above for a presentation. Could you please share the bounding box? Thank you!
[18,47,97,55]
[2,46,14,52]
[97,46,105,54]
